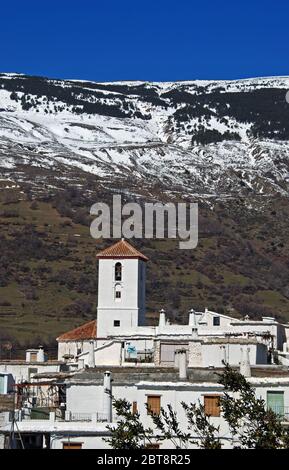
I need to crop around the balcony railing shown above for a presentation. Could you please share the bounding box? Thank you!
[69,412,92,422]
[10,410,110,423]
[66,411,109,422]
[124,352,153,363]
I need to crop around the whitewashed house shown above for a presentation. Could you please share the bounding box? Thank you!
[56,239,287,369]
[2,358,289,449]
[0,346,66,384]
[2,238,289,449]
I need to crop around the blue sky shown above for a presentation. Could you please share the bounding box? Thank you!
[1,0,289,81]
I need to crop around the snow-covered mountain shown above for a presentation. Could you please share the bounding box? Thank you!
[1,73,289,199]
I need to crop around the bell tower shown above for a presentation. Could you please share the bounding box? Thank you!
[96,239,148,338]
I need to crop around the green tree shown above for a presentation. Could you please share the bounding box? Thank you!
[181,402,221,449]
[105,398,153,449]
[218,364,289,449]
[149,403,192,449]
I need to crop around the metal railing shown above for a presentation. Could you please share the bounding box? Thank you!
[10,409,110,423]
[69,412,92,422]
[124,352,154,363]
[67,412,109,422]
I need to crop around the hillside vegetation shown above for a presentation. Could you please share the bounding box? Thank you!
[1,183,289,356]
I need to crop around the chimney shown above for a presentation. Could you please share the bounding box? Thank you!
[103,371,112,422]
[174,350,179,369]
[78,358,85,370]
[176,349,187,380]
[25,350,30,362]
[189,309,197,327]
[192,327,198,339]
[240,346,251,378]
[37,346,45,363]
[88,340,95,368]
[159,309,166,328]
[220,345,227,364]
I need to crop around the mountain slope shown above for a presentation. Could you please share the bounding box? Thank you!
[2,74,289,350]
[1,73,289,198]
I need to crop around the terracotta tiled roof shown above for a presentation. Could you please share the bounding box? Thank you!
[96,239,148,261]
[57,320,97,341]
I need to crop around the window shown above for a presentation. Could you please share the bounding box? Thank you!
[213,316,220,326]
[28,368,38,380]
[0,375,5,394]
[204,395,220,417]
[160,343,188,364]
[63,442,83,449]
[115,262,122,281]
[147,395,161,415]
[267,391,284,416]
[115,283,121,300]
[114,320,120,327]
[30,352,37,361]
[132,401,138,414]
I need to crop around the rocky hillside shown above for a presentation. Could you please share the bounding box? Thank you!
[1,73,289,198]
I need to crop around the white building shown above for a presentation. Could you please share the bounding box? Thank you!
[2,238,289,449]
[2,361,289,449]
[96,239,147,340]
[0,346,66,385]
[56,239,287,369]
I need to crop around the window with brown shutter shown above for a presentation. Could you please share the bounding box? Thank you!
[147,395,161,415]
[132,401,138,414]
[62,442,82,449]
[146,443,160,449]
[30,352,37,362]
[204,395,221,417]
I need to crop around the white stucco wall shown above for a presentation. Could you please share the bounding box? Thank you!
[97,258,146,338]
[201,342,268,367]
[0,363,62,384]
[93,341,122,366]
[58,340,93,361]
[51,434,111,449]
